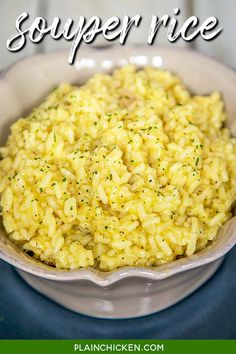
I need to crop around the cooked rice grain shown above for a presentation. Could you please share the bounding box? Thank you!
[0,65,236,271]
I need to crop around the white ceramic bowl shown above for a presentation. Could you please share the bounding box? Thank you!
[0,46,236,319]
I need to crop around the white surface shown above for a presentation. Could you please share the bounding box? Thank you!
[0,0,39,69]
[193,0,236,68]
[0,0,235,70]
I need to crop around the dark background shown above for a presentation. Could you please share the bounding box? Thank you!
[0,248,235,339]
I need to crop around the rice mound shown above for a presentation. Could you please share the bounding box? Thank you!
[0,65,236,271]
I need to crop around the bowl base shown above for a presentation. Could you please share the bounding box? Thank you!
[16,259,223,319]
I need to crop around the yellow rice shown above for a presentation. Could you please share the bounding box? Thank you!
[0,65,236,271]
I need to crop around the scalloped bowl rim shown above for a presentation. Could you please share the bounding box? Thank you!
[0,45,236,287]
